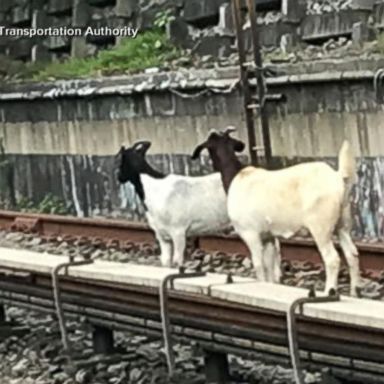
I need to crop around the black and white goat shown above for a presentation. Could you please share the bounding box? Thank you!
[117,141,231,267]
[191,127,361,296]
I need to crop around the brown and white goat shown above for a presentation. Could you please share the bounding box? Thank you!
[191,127,361,296]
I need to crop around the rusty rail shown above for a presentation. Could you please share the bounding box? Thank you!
[231,0,259,166]
[0,210,383,275]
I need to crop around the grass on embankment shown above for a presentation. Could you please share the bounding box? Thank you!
[0,30,182,82]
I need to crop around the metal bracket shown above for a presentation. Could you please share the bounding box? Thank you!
[374,68,384,103]
[287,288,341,384]
[52,255,93,356]
[160,266,206,377]
[231,0,283,168]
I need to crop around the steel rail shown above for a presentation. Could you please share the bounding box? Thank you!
[0,210,383,273]
[1,271,384,362]
[0,269,384,383]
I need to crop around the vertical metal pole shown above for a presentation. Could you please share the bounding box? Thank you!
[231,0,258,166]
[160,269,206,377]
[246,0,272,168]
[287,289,340,384]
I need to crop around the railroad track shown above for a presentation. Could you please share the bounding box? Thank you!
[0,210,383,275]
[0,248,383,384]
[0,211,384,383]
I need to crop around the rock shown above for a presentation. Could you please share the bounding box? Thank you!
[72,0,90,28]
[0,0,12,12]
[217,3,235,35]
[11,5,31,25]
[137,3,162,30]
[242,257,252,269]
[136,346,159,362]
[184,260,202,271]
[48,364,61,374]
[202,254,212,265]
[129,367,143,382]
[47,0,72,14]
[349,0,375,10]
[11,358,29,375]
[75,368,92,383]
[184,0,229,28]
[5,232,24,242]
[201,54,213,63]
[282,0,306,23]
[182,362,196,371]
[352,21,374,46]
[280,33,294,54]
[167,17,194,49]
[115,0,137,18]
[109,361,129,373]
[144,67,160,74]
[53,372,70,384]
[28,237,42,246]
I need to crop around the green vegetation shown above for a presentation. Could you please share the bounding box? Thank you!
[154,9,176,29]
[375,32,384,54]
[35,30,181,80]
[0,29,182,82]
[17,194,72,215]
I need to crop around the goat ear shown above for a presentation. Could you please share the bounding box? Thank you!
[133,141,151,154]
[191,143,206,160]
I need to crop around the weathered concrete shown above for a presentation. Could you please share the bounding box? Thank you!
[183,0,229,27]
[47,0,73,15]
[0,0,382,63]
[1,60,384,239]
[2,247,384,330]
[301,9,371,42]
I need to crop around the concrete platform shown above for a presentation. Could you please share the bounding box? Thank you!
[0,247,384,330]
[0,246,177,287]
[210,282,384,329]
[0,247,68,273]
[71,261,176,288]
[173,273,254,295]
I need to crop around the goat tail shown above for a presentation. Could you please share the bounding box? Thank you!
[338,140,356,184]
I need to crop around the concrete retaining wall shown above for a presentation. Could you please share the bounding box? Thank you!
[1,59,384,240]
[0,0,381,62]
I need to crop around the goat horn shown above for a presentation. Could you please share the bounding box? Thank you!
[222,126,237,135]
[133,141,149,148]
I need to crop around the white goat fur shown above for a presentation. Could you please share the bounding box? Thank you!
[140,173,230,267]
[226,141,360,296]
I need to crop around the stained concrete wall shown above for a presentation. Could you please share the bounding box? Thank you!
[2,77,384,157]
[1,60,384,240]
